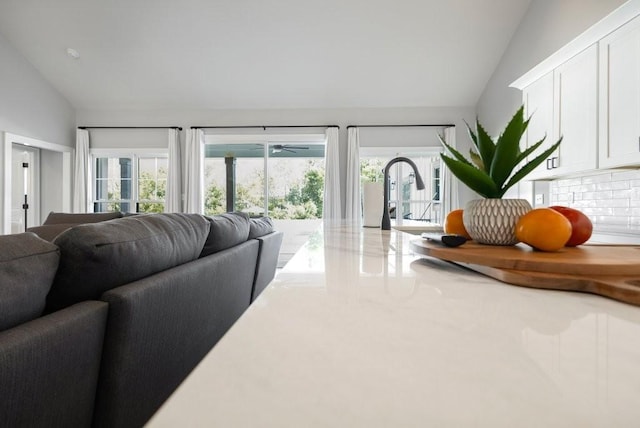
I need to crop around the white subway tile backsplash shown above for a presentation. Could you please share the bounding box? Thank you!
[612,189,633,199]
[611,170,640,181]
[594,215,629,225]
[581,191,613,200]
[583,173,612,184]
[549,169,640,234]
[612,207,632,216]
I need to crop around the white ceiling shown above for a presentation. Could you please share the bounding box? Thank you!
[0,0,531,111]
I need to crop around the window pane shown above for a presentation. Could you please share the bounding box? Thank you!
[268,147,325,220]
[94,157,132,212]
[137,202,164,213]
[360,154,442,223]
[204,157,226,216]
[138,157,167,204]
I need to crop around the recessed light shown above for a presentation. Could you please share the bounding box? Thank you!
[66,48,80,59]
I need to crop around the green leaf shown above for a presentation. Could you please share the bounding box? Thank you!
[514,134,547,165]
[464,120,479,149]
[501,137,563,195]
[469,150,484,170]
[440,154,500,198]
[490,105,526,188]
[437,133,474,166]
[475,121,495,173]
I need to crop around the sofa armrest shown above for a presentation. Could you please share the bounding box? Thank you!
[0,301,108,428]
[251,231,283,302]
[93,239,259,428]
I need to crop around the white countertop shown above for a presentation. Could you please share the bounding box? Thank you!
[147,221,640,427]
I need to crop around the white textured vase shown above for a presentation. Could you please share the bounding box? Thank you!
[463,199,532,245]
[362,182,384,227]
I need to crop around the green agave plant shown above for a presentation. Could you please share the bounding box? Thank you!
[439,105,562,199]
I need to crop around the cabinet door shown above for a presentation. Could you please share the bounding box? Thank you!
[522,71,555,180]
[599,15,640,168]
[553,44,598,176]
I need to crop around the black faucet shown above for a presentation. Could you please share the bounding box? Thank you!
[381,157,426,230]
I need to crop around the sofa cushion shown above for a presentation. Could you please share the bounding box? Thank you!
[43,211,123,225]
[0,233,60,331]
[46,213,210,311]
[26,223,76,242]
[200,212,250,257]
[248,216,275,239]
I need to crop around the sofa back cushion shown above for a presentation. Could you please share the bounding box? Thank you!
[46,213,210,311]
[200,212,250,257]
[248,216,275,239]
[43,211,123,225]
[26,224,77,242]
[0,233,60,331]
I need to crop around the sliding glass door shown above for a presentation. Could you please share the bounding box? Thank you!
[203,142,325,219]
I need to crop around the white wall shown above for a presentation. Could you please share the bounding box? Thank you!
[476,0,626,136]
[77,106,478,216]
[0,32,75,146]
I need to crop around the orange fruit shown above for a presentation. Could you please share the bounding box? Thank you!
[444,209,471,239]
[515,208,572,251]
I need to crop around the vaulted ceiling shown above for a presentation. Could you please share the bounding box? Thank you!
[0,0,531,110]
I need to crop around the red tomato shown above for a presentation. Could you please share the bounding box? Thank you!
[549,206,593,246]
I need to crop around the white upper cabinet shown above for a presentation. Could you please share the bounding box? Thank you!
[511,1,640,178]
[552,44,599,176]
[522,71,554,180]
[520,45,598,180]
[599,14,640,168]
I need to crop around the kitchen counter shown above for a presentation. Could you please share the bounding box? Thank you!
[147,221,640,427]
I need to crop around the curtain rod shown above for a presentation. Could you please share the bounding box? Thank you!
[346,124,454,129]
[78,126,183,131]
[191,125,339,130]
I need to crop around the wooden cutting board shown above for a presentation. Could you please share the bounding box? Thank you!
[410,239,640,276]
[458,262,640,306]
[410,238,640,306]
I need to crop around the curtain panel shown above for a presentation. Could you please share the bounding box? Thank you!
[345,127,361,222]
[166,129,182,213]
[441,126,459,214]
[73,129,90,213]
[323,127,341,220]
[184,128,204,214]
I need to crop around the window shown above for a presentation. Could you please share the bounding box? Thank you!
[203,136,325,219]
[92,152,167,213]
[359,149,442,223]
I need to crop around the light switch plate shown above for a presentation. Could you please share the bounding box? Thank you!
[535,194,544,205]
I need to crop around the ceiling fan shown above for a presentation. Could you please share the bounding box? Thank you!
[271,144,309,153]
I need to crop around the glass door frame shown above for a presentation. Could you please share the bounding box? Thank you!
[204,133,326,217]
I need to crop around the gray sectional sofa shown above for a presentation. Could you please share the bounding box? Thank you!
[0,211,283,428]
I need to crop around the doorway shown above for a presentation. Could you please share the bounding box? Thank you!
[1,132,73,234]
[203,134,326,268]
[11,144,39,233]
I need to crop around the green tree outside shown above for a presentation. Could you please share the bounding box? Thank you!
[204,160,324,219]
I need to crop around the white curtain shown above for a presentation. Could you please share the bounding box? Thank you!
[166,128,182,213]
[441,126,459,216]
[345,127,361,222]
[184,128,204,214]
[323,126,341,220]
[73,129,90,213]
